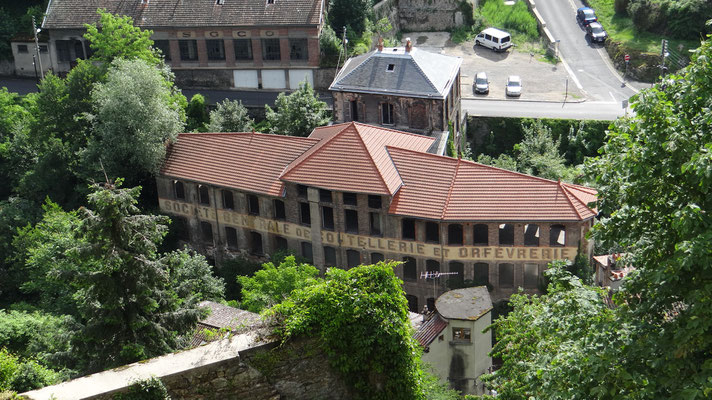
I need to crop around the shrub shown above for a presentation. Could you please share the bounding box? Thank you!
[114,377,170,400]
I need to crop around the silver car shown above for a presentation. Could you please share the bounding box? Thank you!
[474,72,489,94]
[506,75,522,97]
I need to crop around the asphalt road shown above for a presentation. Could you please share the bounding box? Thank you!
[462,98,625,120]
[535,0,639,102]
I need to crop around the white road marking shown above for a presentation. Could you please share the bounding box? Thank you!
[559,53,584,90]
[578,69,584,72]
[596,47,639,94]
[567,0,578,11]
[609,91,616,101]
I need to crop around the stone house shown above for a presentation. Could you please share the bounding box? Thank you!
[156,121,597,308]
[414,286,492,395]
[40,0,324,90]
[329,39,463,143]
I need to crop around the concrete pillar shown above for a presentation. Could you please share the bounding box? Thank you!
[224,38,235,67]
[197,39,208,67]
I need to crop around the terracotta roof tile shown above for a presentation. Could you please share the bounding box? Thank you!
[43,0,324,29]
[388,148,597,221]
[161,132,318,197]
[414,313,448,347]
[280,122,434,195]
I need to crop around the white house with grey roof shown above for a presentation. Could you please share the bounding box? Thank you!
[330,39,463,143]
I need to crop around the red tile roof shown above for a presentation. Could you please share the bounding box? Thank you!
[414,313,448,347]
[280,122,434,195]
[161,132,318,197]
[388,147,597,221]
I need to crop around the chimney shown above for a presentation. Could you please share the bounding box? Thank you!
[377,37,384,52]
[405,37,412,53]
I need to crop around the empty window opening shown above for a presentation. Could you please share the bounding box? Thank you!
[301,242,313,263]
[319,189,332,203]
[173,180,185,200]
[403,257,417,281]
[550,224,566,246]
[300,202,311,226]
[297,184,308,198]
[448,224,463,245]
[343,192,357,206]
[222,190,234,210]
[474,262,489,286]
[499,223,514,245]
[350,100,359,122]
[225,227,238,249]
[368,195,382,209]
[324,246,337,266]
[247,194,260,215]
[402,218,416,240]
[524,224,539,246]
[347,250,361,268]
[274,199,286,220]
[371,252,385,264]
[200,222,213,244]
[345,209,359,233]
[381,103,394,125]
[473,224,488,245]
[198,185,210,205]
[448,261,464,288]
[406,295,418,313]
[369,212,381,236]
[250,231,263,255]
[322,206,334,230]
[275,236,288,250]
[425,222,439,243]
[426,259,440,274]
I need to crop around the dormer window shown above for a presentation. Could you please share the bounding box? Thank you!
[386,64,395,71]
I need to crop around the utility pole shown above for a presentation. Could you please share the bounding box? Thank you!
[660,39,669,80]
[32,16,44,80]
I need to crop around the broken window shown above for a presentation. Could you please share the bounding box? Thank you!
[179,40,198,61]
[247,194,260,215]
[524,224,539,246]
[198,185,210,205]
[173,180,185,200]
[426,222,439,243]
[222,190,234,210]
[200,221,213,244]
[448,224,463,245]
[273,199,286,220]
[499,223,514,245]
[403,257,417,281]
[206,39,225,60]
[550,224,566,246]
[322,206,334,230]
[225,227,238,249]
[402,218,416,240]
[473,224,488,245]
[452,327,471,342]
[289,38,308,61]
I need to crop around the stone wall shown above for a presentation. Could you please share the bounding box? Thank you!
[374,0,401,33]
[0,60,15,76]
[398,0,475,32]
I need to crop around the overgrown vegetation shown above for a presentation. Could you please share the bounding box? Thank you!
[265,81,331,137]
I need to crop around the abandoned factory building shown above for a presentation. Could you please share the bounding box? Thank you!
[157,122,597,308]
[41,0,324,90]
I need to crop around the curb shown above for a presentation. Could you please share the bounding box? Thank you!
[462,96,587,104]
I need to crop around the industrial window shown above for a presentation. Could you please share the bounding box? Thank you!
[153,40,171,61]
[198,185,210,205]
[452,327,471,342]
[173,216,190,241]
[449,261,464,287]
[275,236,288,250]
[343,192,357,206]
[550,224,566,246]
[300,202,311,226]
[524,263,538,288]
[448,224,463,245]
[273,199,286,220]
[324,246,336,266]
[345,209,359,233]
[347,250,360,268]
[234,39,253,60]
[524,224,539,246]
[55,40,71,61]
[289,38,308,60]
[225,227,238,249]
[474,262,489,286]
[426,259,440,273]
[17,44,28,53]
[473,224,488,245]
[322,206,334,230]
[173,180,185,200]
[425,222,439,243]
[206,39,225,60]
[301,242,313,263]
[247,194,260,215]
[200,222,213,244]
[369,212,381,236]
[406,295,418,313]
[250,231,263,255]
[297,184,308,198]
[368,195,382,209]
[267,0,274,4]
[371,252,384,264]
[222,190,234,210]
[319,189,332,203]
[499,223,514,245]
[381,103,395,125]
[262,38,281,61]
[403,257,417,281]
[179,40,198,61]
[402,218,416,240]
[349,100,359,122]
[499,263,514,287]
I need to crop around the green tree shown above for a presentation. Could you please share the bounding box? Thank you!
[265,82,330,137]
[514,120,570,180]
[270,262,426,400]
[84,9,160,66]
[237,255,319,313]
[162,248,225,302]
[585,34,712,397]
[475,154,518,172]
[83,58,185,186]
[207,99,253,133]
[329,0,371,36]
[48,180,210,372]
[185,94,209,132]
[0,348,61,393]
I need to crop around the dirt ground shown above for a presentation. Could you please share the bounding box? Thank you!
[408,32,585,102]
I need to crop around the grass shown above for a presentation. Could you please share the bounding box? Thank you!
[586,0,700,55]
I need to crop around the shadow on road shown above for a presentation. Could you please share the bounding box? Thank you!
[471,45,512,62]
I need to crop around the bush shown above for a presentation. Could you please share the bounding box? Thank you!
[0,349,60,393]
[114,377,170,400]
[216,256,262,301]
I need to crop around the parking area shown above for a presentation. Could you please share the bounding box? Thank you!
[410,32,585,102]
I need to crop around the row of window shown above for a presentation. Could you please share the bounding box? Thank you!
[401,219,567,247]
[347,100,427,130]
[298,185,382,209]
[16,44,48,54]
[153,38,309,62]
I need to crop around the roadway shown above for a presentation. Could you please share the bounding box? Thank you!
[462,98,626,120]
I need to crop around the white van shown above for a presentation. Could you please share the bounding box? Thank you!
[475,28,513,52]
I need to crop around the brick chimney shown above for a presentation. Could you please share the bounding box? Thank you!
[377,37,384,52]
[405,37,412,52]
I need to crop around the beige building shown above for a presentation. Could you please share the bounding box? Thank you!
[415,286,492,395]
[9,36,52,78]
[157,122,597,308]
[41,0,324,90]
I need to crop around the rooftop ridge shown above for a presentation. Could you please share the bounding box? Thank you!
[352,122,436,143]
[347,122,393,194]
[559,180,585,220]
[407,49,443,95]
[441,157,462,220]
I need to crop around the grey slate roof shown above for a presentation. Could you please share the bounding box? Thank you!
[42,0,324,29]
[329,47,462,100]
[435,286,492,321]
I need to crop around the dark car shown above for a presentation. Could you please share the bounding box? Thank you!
[586,22,607,43]
[576,7,597,26]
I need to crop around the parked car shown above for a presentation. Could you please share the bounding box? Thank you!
[576,7,597,26]
[474,71,489,94]
[475,28,513,52]
[506,75,522,97]
[586,22,607,43]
